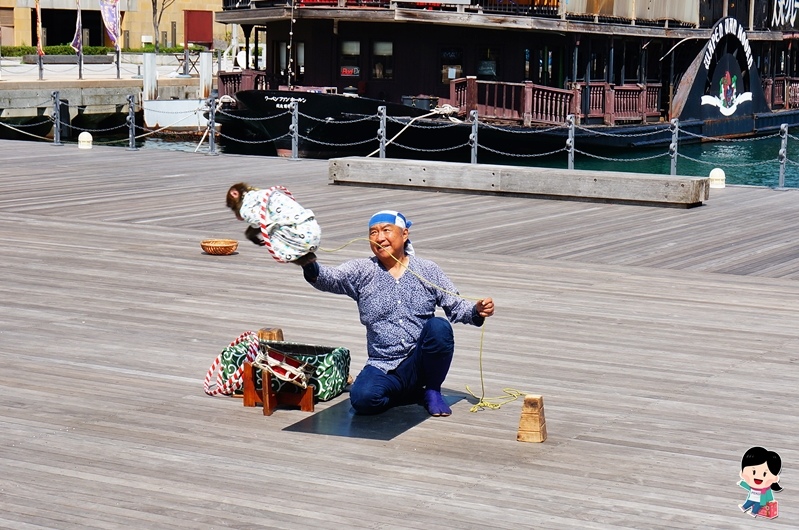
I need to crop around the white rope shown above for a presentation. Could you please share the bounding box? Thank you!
[366,104,460,157]
[193,96,235,152]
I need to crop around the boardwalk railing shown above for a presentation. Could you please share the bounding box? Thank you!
[448,76,661,126]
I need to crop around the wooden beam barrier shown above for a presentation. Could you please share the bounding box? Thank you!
[329,157,710,208]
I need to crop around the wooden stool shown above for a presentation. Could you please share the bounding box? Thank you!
[517,394,547,443]
[258,327,284,341]
[242,361,315,416]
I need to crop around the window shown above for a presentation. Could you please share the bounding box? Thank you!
[341,40,361,77]
[440,47,463,84]
[372,41,393,79]
[276,41,305,84]
[477,47,498,81]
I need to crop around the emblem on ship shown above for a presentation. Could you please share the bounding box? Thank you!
[701,71,752,116]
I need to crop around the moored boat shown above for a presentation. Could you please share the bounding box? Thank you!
[213,2,799,160]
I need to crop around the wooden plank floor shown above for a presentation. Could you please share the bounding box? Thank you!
[1,140,798,529]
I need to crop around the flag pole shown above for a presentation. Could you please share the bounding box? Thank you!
[35,0,44,80]
[115,0,121,79]
[72,0,83,80]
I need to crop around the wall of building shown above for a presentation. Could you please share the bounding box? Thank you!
[0,0,238,49]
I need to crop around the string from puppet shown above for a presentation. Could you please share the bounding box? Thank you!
[319,237,529,412]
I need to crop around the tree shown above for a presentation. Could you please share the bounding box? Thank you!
[151,0,176,52]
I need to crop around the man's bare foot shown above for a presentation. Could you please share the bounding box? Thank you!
[424,389,451,417]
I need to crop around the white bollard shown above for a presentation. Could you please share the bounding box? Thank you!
[709,167,726,188]
[78,131,93,149]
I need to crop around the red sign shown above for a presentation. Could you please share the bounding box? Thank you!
[340,66,360,77]
[184,10,213,47]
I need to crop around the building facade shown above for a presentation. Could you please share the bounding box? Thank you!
[0,0,236,49]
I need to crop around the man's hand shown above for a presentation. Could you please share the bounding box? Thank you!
[293,252,318,267]
[245,226,266,246]
[475,298,494,318]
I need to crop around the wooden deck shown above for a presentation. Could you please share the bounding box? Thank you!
[1,140,798,528]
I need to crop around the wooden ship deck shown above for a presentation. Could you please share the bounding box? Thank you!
[1,140,798,528]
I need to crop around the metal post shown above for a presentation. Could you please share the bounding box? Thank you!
[469,110,479,164]
[377,106,386,158]
[669,118,679,176]
[127,94,137,151]
[289,101,299,160]
[566,114,575,170]
[116,48,121,79]
[778,123,788,189]
[38,54,43,80]
[207,94,218,156]
[51,91,62,146]
[183,48,190,77]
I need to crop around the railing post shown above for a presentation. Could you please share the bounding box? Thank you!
[639,84,647,122]
[469,110,479,164]
[778,123,788,189]
[522,81,533,127]
[377,106,386,158]
[207,93,218,156]
[670,118,679,176]
[51,91,62,146]
[566,114,575,170]
[465,76,478,115]
[126,94,137,151]
[289,101,299,160]
[570,84,581,123]
[764,78,774,109]
[604,84,615,125]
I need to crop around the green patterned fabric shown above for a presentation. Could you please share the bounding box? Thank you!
[260,340,351,401]
[220,336,261,391]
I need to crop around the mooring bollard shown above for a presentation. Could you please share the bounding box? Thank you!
[78,131,93,149]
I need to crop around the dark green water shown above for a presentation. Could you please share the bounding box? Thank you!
[557,137,798,188]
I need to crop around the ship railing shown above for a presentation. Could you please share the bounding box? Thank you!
[767,76,799,110]
[606,83,662,124]
[479,0,559,16]
[450,76,660,126]
[449,76,576,125]
[218,69,269,100]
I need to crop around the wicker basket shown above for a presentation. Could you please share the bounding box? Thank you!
[201,239,238,255]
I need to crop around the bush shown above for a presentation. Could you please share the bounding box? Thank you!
[1,44,210,56]
[0,45,115,56]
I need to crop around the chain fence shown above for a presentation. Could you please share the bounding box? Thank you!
[1,94,798,186]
